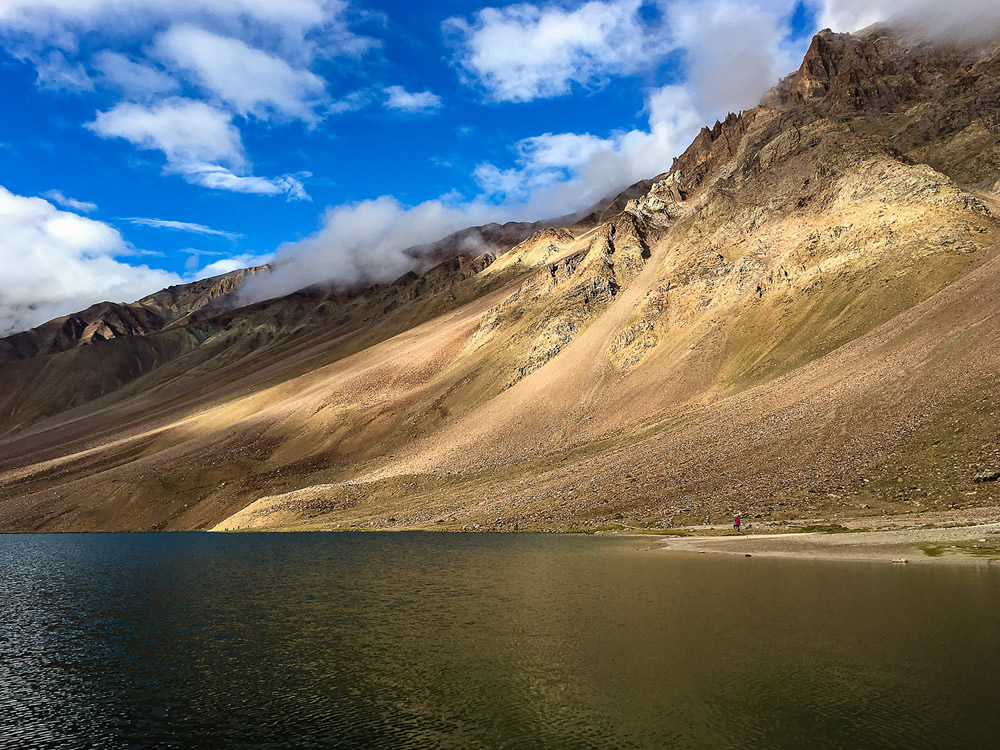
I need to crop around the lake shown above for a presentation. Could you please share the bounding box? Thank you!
[1,532,998,749]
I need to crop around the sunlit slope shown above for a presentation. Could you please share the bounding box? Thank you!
[217,242,1000,531]
[216,112,1000,529]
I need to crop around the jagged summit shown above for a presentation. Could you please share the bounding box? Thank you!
[2,28,1000,533]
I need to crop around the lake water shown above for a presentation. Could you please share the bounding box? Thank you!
[1,532,998,749]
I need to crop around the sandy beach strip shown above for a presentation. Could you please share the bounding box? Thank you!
[656,523,1000,564]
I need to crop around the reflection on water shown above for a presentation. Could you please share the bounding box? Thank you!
[1,532,998,749]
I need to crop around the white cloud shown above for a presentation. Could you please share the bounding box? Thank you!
[667,0,807,117]
[448,0,812,114]
[123,217,243,239]
[190,167,311,200]
[42,189,97,213]
[178,247,274,276]
[818,0,1000,40]
[92,51,178,100]
[0,0,371,105]
[194,252,274,278]
[0,0,377,93]
[518,132,614,171]
[446,0,666,102]
[383,85,442,112]
[89,98,247,171]
[0,1,365,50]
[154,24,329,123]
[472,162,538,198]
[329,90,373,114]
[88,98,309,199]
[33,50,93,91]
[474,84,704,217]
[239,195,506,303]
[0,185,181,334]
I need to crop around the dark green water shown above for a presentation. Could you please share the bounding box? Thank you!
[1,533,998,749]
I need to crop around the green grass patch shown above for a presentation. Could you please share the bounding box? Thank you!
[917,541,1000,559]
[624,528,694,536]
[787,523,853,534]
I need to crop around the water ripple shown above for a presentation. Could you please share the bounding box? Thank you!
[1,532,998,749]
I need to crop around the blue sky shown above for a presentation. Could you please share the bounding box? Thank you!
[0,0,902,333]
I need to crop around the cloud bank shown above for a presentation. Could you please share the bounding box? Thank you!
[0,186,279,334]
[238,195,506,303]
[153,24,330,124]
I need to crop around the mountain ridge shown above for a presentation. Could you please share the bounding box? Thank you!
[0,187,648,366]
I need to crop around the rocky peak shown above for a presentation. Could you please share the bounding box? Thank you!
[759,27,998,118]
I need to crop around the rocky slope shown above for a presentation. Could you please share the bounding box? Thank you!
[2,27,999,532]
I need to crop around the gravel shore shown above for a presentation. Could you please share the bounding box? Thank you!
[656,521,1000,564]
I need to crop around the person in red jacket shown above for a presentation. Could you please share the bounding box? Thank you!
[733,514,742,533]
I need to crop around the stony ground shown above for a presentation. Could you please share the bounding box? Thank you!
[654,509,1000,564]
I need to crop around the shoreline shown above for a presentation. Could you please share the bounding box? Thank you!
[652,522,1000,564]
[6,510,1000,565]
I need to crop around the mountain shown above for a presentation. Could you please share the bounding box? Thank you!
[2,27,999,532]
[0,267,266,363]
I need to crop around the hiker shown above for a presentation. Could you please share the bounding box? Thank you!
[734,514,742,533]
